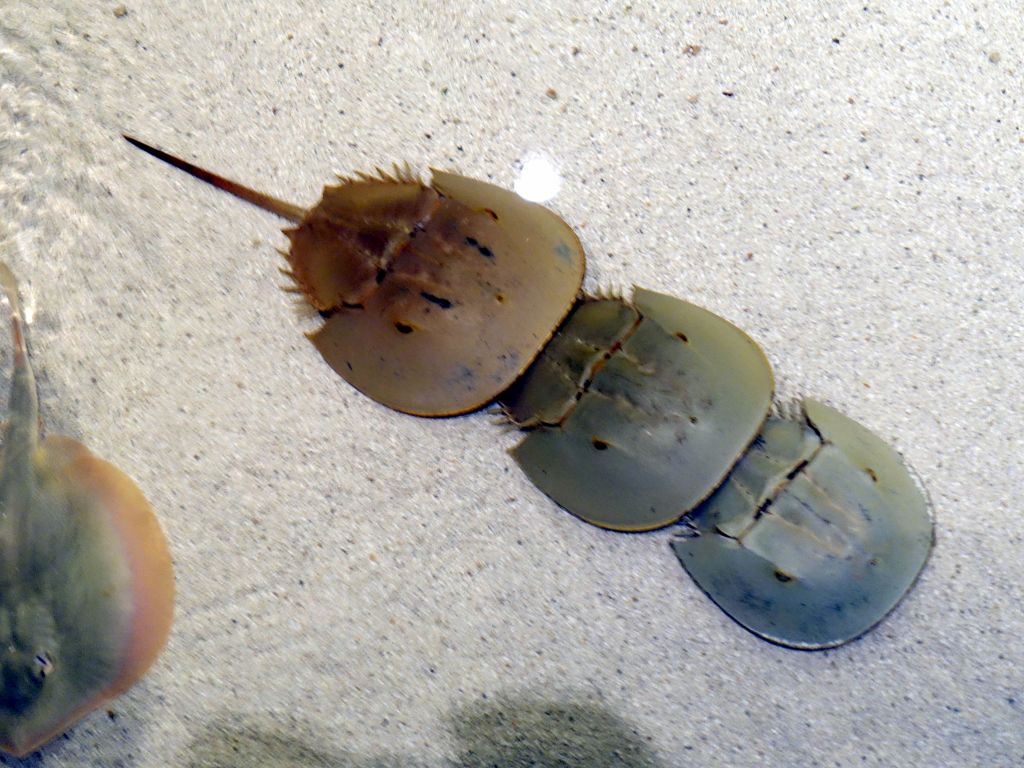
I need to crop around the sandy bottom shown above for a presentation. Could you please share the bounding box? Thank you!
[0,3,1021,766]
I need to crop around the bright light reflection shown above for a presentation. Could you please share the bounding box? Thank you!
[514,153,562,203]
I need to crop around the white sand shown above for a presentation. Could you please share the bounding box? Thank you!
[1,2,1021,766]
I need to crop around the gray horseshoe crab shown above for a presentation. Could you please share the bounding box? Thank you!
[124,135,932,650]
[0,261,175,756]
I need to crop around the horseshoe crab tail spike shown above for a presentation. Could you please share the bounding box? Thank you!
[0,261,38,466]
[123,135,307,223]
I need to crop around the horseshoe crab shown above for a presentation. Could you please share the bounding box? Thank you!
[124,135,932,650]
[123,137,585,417]
[0,262,174,756]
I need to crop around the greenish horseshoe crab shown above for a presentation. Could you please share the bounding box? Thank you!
[124,135,932,651]
[0,262,175,756]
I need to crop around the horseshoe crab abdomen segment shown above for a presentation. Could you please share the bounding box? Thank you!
[502,299,640,426]
[307,171,586,416]
[671,399,933,649]
[505,288,774,531]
